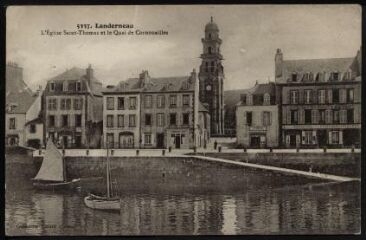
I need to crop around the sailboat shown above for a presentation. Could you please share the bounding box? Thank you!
[32,139,80,190]
[84,142,121,211]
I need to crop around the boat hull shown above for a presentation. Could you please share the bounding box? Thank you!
[32,178,81,190]
[84,195,121,211]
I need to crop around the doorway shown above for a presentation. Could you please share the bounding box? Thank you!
[157,133,164,148]
[250,136,260,148]
[62,136,68,148]
[289,135,297,148]
[75,135,82,148]
[318,130,327,147]
[175,135,181,149]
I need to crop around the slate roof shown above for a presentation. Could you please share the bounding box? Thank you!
[234,82,276,106]
[6,64,37,114]
[25,116,43,126]
[278,57,358,84]
[103,75,195,93]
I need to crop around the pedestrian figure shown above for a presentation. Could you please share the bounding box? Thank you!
[214,140,217,150]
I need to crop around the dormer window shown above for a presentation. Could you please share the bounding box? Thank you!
[263,93,270,105]
[63,81,68,92]
[331,72,339,82]
[303,73,309,82]
[309,73,314,81]
[291,73,297,82]
[246,94,253,105]
[344,71,352,81]
[76,81,81,91]
[50,82,55,92]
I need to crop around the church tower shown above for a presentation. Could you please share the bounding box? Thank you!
[198,17,225,135]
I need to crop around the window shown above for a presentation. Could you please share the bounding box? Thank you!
[333,89,339,103]
[170,95,177,107]
[48,98,57,110]
[291,110,298,124]
[291,73,297,82]
[50,82,55,92]
[61,99,66,110]
[74,98,83,110]
[309,73,314,82]
[327,89,333,103]
[303,131,313,145]
[107,97,114,110]
[211,61,214,72]
[318,90,326,104]
[76,81,81,91]
[144,134,152,145]
[347,109,354,123]
[118,97,125,110]
[263,93,270,105]
[145,114,152,126]
[66,99,71,110]
[246,112,252,126]
[311,110,318,124]
[331,72,339,81]
[157,95,165,108]
[319,110,325,124]
[63,81,68,91]
[9,118,16,129]
[331,131,340,144]
[305,110,312,124]
[208,33,212,39]
[183,113,189,125]
[205,62,208,72]
[263,111,271,126]
[304,90,312,104]
[344,71,352,81]
[347,89,354,103]
[107,115,114,128]
[75,114,82,127]
[290,90,299,104]
[62,115,68,127]
[183,95,190,106]
[129,97,137,110]
[106,133,114,147]
[246,94,253,105]
[48,115,55,127]
[29,124,36,133]
[118,115,124,128]
[157,113,165,127]
[170,113,177,125]
[129,114,136,127]
[145,95,152,108]
[208,46,212,54]
[333,110,340,124]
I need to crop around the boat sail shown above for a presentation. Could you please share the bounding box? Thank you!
[84,141,121,211]
[32,139,80,190]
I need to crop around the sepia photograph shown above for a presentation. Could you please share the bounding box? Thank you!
[5,4,361,236]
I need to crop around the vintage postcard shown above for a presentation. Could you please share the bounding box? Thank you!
[5,5,361,236]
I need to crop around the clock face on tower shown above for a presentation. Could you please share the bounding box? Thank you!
[206,84,212,91]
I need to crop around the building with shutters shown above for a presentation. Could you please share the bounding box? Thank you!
[102,69,210,149]
[275,48,361,148]
[236,82,279,148]
[43,65,103,148]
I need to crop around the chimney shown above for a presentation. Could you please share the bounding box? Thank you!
[86,64,94,91]
[275,48,283,78]
[189,68,197,83]
[139,70,151,87]
[356,47,361,75]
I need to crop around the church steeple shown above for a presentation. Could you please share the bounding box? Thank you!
[198,17,225,135]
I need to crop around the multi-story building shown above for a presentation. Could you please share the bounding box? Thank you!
[102,69,210,149]
[198,17,225,136]
[43,65,103,148]
[5,62,40,147]
[236,82,279,148]
[275,48,361,148]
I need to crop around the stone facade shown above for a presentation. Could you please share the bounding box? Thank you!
[43,65,103,148]
[236,82,279,148]
[198,17,225,136]
[275,48,362,148]
[102,69,209,149]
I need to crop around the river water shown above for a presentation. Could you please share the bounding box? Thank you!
[5,153,360,236]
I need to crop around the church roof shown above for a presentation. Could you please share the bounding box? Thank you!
[205,17,219,32]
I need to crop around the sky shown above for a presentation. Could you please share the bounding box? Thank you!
[7,5,361,91]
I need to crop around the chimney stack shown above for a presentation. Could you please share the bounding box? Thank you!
[86,64,94,91]
[139,70,151,87]
[275,48,283,78]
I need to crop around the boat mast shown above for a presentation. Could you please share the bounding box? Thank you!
[62,144,67,182]
[106,140,110,199]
